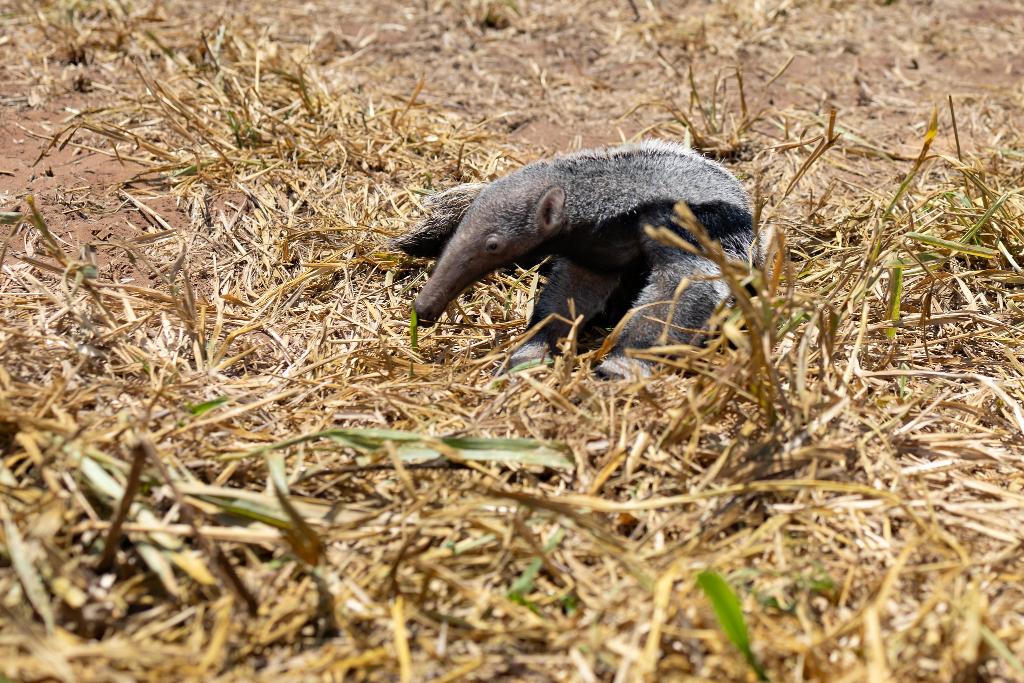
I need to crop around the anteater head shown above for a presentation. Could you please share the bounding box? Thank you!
[412,172,565,323]
[391,183,487,258]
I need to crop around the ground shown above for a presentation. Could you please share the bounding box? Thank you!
[1,0,1024,681]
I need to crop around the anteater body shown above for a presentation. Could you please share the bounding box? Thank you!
[392,140,761,378]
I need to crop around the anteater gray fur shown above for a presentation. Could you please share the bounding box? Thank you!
[392,140,760,379]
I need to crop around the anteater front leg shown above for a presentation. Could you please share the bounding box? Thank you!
[508,258,620,369]
[596,252,729,379]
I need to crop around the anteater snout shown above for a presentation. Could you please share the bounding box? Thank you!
[413,293,444,324]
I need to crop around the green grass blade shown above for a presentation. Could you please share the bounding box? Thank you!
[905,232,999,259]
[883,107,937,219]
[185,396,228,416]
[508,527,564,612]
[239,428,573,469]
[409,308,419,350]
[508,557,543,600]
[886,266,903,340]
[196,495,292,528]
[697,570,768,681]
[960,191,1012,244]
[508,357,553,373]
[0,502,55,633]
[266,452,323,565]
[981,625,1024,676]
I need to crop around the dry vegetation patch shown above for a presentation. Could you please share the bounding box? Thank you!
[1,1,1023,681]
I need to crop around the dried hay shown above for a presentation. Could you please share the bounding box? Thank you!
[1,1,1023,681]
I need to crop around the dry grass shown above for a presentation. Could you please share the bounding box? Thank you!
[2,0,1024,681]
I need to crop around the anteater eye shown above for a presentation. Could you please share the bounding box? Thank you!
[485,235,501,253]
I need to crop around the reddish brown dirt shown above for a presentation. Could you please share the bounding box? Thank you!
[0,97,183,285]
[309,0,1024,159]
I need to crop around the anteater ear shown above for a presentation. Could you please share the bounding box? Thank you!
[536,186,565,235]
[391,183,487,257]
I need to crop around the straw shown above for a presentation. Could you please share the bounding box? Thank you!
[2,1,1023,681]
